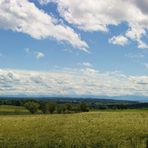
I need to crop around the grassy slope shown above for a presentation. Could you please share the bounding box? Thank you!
[0,111,148,148]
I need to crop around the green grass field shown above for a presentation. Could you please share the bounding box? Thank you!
[0,105,148,148]
[0,105,30,115]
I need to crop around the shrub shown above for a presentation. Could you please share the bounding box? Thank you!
[65,103,72,112]
[56,105,63,114]
[40,102,49,114]
[62,106,66,113]
[79,102,89,112]
[24,101,40,114]
[48,102,56,114]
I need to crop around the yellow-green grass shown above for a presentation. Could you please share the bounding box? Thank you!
[0,105,29,115]
[92,108,148,112]
[0,111,148,148]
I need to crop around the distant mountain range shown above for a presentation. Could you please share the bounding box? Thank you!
[0,95,148,102]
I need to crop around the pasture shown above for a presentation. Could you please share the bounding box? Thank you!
[0,106,148,148]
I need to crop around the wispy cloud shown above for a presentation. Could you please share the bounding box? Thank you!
[126,53,145,59]
[34,52,45,59]
[78,62,93,67]
[143,63,148,69]
[25,48,44,59]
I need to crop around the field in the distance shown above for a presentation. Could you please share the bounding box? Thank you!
[0,108,148,148]
[0,105,29,115]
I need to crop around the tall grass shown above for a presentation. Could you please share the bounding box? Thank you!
[0,111,148,148]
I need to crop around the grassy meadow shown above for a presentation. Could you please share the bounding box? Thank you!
[0,105,148,148]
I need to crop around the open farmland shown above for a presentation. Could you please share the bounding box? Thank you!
[0,111,148,148]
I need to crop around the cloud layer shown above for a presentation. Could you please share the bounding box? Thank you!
[0,68,148,97]
[0,0,88,51]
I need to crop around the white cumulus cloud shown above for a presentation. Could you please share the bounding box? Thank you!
[109,35,128,46]
[40,0,148,49]
[0,0,88,51]
[35,52,45,59]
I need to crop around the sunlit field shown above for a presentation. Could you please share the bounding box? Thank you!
[0,109,148,148]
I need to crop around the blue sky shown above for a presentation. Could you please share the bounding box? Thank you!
[1,0,148,99]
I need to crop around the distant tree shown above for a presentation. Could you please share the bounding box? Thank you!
[62,106,66,113]
[48,102,56,114]
[71,106,79,113]
[112,105,118,110]
[57,105,63,114]
[24,101,40,114]
[79,102,89,112]
[40,102,49,114]
[65,103,72,112]
[98,105,108,110]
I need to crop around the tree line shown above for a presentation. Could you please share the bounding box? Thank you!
[24,101,89,114]
[0,98,148,113]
